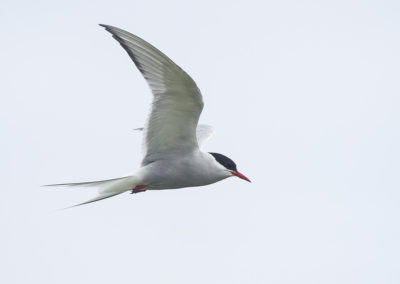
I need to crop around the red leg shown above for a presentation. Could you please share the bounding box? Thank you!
[131,184,147,194]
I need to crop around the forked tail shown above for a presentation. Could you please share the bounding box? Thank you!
[44,176,137,207]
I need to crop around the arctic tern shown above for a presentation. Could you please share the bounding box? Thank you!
[46,24,250,206]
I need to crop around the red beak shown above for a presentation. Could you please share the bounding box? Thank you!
[230,171,251,182]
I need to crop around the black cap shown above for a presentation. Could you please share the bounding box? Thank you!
[209,152,237,172]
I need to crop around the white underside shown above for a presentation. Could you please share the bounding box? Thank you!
[135,150,231,190]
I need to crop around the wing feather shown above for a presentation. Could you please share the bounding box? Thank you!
[101,25,204,164]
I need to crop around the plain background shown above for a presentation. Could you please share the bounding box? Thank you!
[1,0,399,283]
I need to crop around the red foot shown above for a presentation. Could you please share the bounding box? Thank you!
[131,184,147,194]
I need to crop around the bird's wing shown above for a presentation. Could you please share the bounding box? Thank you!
[134,124,214,148]
[101,25,204,165]
[195,124,214,147]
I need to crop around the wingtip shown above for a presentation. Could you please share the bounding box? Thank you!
[99,24,113,31]
[99,24,118,31]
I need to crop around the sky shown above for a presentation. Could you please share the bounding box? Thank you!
[1,0,400,283]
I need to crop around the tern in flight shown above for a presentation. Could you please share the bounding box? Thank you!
[46,25,251,206]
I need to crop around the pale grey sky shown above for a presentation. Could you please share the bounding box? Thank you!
[1,0,400,283]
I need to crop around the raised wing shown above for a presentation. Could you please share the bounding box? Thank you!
[135,124,214,148]
[100,25,204,165]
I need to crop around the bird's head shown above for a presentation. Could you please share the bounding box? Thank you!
[209,152,251,182]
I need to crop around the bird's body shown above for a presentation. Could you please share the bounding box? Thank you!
[46,25,250,206]
[137,151,231,190]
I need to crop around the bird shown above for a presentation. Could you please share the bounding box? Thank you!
[45,24,251,206]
